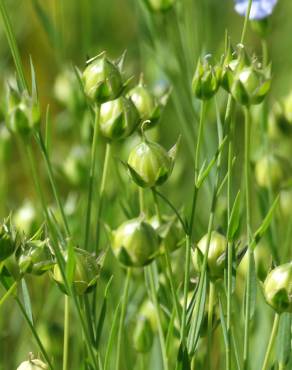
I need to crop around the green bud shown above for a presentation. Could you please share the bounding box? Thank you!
[192,231,227,279]
[255,154,289,189]
[145,0,175,12]
[221,45,271,105]
[0,221,16,262]
[127,135,179,188]
[52,247,102,295]
[263,262,292,314]
[99,96,140,140]
[18,239,54,276]
[149,215,184,254]
[127,76,163,127]
[82,52,124,103]
[112,217,160,267]
[192,55,221,100]
[133,316,154,353]
[63,146,89,186]
[5,87,40,137]
[17,354,48,370]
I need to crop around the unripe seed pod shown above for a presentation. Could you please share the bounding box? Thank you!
[127,76,162,127]
[133,316,154,353]
[112,217,160,267]
[255,154,288,189]
[192,55,221,100]
[53,247,102,295]
[18,239,54,276]
[146,0,175,12]
[221,44,271,105]
[99,96,140,140]
[0,221,16,262]
[192,231,227,279]
[17,354,48,370]
[63,146,89,186]
[5,87,40,137]
[127,136,178,188]
[263,262,292,314]
[149,215,184,254]
[82,52,123,103]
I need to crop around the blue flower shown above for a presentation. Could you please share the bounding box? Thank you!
[234,0,278,20]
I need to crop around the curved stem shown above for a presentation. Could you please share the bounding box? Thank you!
[84,104,100,250]
[243,106,252,370]
[115,268,131,370]
[261,313,280,370]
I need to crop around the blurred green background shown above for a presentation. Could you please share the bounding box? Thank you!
[0,1,292,369]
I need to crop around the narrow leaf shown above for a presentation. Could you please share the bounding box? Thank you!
[21,279,33,324]
[227,190,241,241]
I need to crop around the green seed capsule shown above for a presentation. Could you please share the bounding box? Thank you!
[63,146,89,186]
[149,215,184,254]
[52,247,102,295]
[146,0,175,12]
[112,217,160,267]
[99,96,140,140]
[192,231,227,279]
[192,55,221,100]
[255,154,288,189]
[5,87,40,137]
[82,52,123,103]
[263,262,292,314]
[127,136,178,188]
[127,77,161,127]
[0,221,16,262]
[133,316,154,353]
[221,44,271,106]
[18,239,54,276]
[17,354,48,370]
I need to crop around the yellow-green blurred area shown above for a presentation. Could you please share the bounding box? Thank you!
[0,1,292,369]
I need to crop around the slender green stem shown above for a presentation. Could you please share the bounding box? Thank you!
[37,132,70,237]
[240,0,253,44]
[63,295,70,370]
[0,281,17,307]
[243,106,252,370]
[11,293,54,369]
[207,281,215,370]
[261,313,280,370]
[116,268,131,370]
[152,187,181,329]
[85,104,100,250]
[147,264,168,370]
[96,142,111,251]
[0,0,27,91]
[226,96,235,370]
[195,101,207,179]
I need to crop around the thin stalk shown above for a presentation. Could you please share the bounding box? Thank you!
[261,313,280,370]
[37,131,70,237]
[63,295,70,370]
[152,187,181,328]
[240,0,253,44]
[243,106,252,370]
[84,104,100,250]
[195,101,207,179]
[115,268,131,370]
[147,264,169,370]
[207,281,215,370]
[0,0,27,91]
[226,96,235,370]
[14,295,54,369]
[0,281,17,307]
[95,142,111,251]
